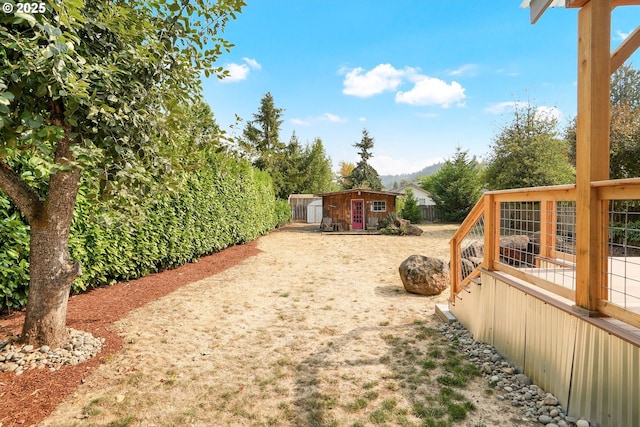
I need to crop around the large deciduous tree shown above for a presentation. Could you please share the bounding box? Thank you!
[0,0,245,347]
[484,103,574,190]
[349,129,382,190]
[566,63,640,179]
[336,161,355,190]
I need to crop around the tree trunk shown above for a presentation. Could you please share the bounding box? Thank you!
[20,109,82,348]
[20,214,81,348]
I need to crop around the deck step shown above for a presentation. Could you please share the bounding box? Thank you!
[435,304,457,324]
[470,276,482,286]
[462,285,471,293]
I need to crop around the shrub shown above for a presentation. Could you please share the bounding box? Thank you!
[1,153,282,311]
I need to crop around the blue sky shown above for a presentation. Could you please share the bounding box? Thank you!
[202,1,640,176]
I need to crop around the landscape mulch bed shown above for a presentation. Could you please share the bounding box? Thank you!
[0,240,261,427]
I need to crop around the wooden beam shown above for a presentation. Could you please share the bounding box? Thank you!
[567,0,640,8]
[574,0,611,314]
[611,25,640,73]
[612,0,640,6]
[565,0,589,8]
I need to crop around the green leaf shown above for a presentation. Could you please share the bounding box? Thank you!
[13,12,37,27]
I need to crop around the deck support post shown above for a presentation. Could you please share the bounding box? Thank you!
[574,0,611,315]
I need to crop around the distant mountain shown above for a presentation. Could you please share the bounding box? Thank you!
[380,162,444,190]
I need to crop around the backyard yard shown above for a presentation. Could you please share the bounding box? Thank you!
[2,223,529,426]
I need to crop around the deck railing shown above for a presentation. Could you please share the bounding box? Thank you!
[450,179,640,329]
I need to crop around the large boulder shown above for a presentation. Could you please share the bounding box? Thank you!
[399,255,449,296]
[403,224,424,236]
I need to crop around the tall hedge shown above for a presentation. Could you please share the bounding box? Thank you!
[0,153,290,311]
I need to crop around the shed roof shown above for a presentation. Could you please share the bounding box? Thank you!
[318,188,403,197]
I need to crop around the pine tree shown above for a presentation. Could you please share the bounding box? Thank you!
[349,129,383,190]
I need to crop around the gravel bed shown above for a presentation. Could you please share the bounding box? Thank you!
[0,328,103,375]
[438,321,593,427]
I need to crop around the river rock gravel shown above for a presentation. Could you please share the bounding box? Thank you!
[0,328,103,375]
[439,320,593,427]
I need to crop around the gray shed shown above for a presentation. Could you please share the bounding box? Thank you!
[306,199,323,224]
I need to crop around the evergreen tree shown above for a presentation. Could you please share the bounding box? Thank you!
[349,129,383,190]
[484,103,575,190]
[299,138,336,194]
[241,93,288,197]
[401,188,421,223]
[420,148,482,222]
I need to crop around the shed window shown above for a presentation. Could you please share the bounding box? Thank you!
[372,201,386,212]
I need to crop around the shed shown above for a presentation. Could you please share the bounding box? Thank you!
[318,189,401,231]
[306,199,323,224]
[288,194,322,222]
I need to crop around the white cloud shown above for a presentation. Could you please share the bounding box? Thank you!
[417,112,439,119]
[290,113,347,126]
[342,63,466,108]
[395,77,465,107]
[484,102,563,121]
[484,101,528,114]
[341,64,409,97]
[616,30,630,41]
[370,155,445,176]
[449,64,478,77]
[321,113,347,123]
[222,58,262,83]
[242,57,262,70]
[358,117,367,122]
[291,118,311,126]
[534,106,563,122]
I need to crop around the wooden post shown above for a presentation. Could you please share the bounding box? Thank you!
[574,0,611,315]
[450,237,460,303]
[539,200,556,262]
[483,194,497,271]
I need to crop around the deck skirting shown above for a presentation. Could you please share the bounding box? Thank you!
[450,270,640,427]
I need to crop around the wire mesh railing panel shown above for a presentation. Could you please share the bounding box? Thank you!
[458,213,485,283]
[606,200,640,314]
[498,201,577,291]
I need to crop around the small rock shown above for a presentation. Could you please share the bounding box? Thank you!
[576,420,590,427]
[515,373,532,385]
[539,415,554,424]
[543,394,559,406]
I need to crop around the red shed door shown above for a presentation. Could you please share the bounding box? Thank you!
[351,199,364,230]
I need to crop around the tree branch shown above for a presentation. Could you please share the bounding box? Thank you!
[0,162,44,224]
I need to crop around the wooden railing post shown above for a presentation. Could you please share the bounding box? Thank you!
[450,235,460,303]
[483,194,497,271]
[539,200,556,261]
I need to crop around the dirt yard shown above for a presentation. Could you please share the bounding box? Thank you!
[7,223,528,426]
